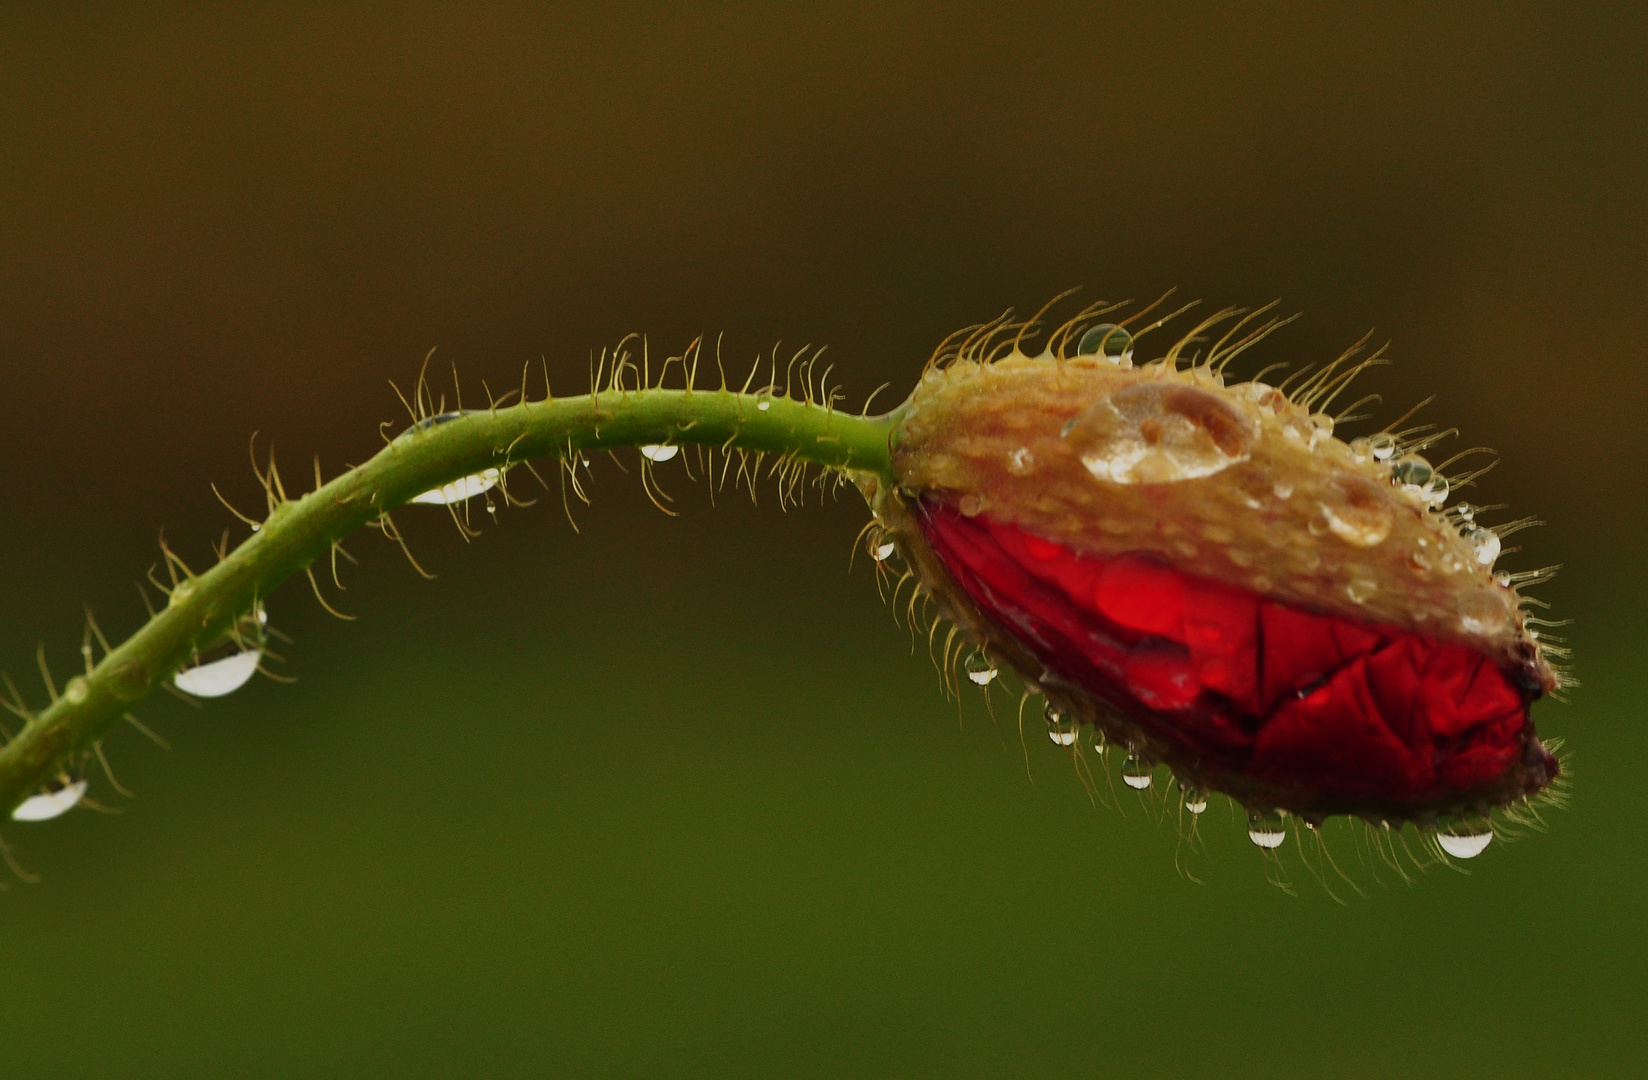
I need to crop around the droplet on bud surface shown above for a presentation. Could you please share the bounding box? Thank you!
[756,400,771,411]
[1390,454,1433,493]
[1437,823,1494,859]
[1368,433,1398,460]
[174,648,261,698]
[1319,479,1394,548]
[12,779,88,822]
[640,444,679,462]
[411,468,502,506]
[1247,810,1287,849]
[1464,527,1501,566]
[1076,323,1134,364]
[965,653,998,686]
[1062,382,1259,484]
[1045,704,1077,746]
[1121,756,1153,790]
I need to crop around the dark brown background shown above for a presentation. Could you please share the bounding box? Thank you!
[2,4,1644,1077]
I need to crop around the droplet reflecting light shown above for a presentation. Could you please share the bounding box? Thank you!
[411,468,502,506]
[12,779,88,822]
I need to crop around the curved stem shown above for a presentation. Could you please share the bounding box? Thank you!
[0,386,902,817]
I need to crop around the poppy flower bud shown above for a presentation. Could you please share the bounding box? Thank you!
[868,309,1561,831]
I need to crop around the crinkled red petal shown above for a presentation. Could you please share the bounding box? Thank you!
[919,501,1531,806]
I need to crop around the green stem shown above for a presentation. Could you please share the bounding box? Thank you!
[0,387,902,817]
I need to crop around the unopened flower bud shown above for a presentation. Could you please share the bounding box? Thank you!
[868,315,1560,826]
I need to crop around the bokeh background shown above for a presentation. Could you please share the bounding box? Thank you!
[2,3,1645,1076]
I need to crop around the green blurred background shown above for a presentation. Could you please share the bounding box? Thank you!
[2,3,1644,1076]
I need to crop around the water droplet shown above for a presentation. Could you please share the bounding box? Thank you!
[1076,323,1134,365]
[1121,756,1153,790]
[1183,788,1208,814]
[1454,502,1476,523]
[757,400,771,411]
[1348,436,1373,461]
[640,444,679,462]
[1464,527,1501,567]
[965,653,998,686]
[1045,704,1077,746]
[958,493,986,517]
[1319,478,1393,548]
[12,778,88,822]
[411,468,502,506]
[1309,412,1335,438]
[174,648,261,698]
[1247,810,1286,848]
[64,676,89,705]
[871,539,896,562]
[1437,823,1494,859]
[1345,578,1378,604]
[1368,433,1398,460]
[1006,446,1036,475]
[1063,382,1259,484]
[1390,453,1433,494]
[1457,590,1510,635]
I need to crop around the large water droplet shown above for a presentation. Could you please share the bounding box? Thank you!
[1183,788,1208,814]
[1045,704,1077,746]
[1437,823,1494,859]
[174,648,261,698]
[1421,474,1449,506]
[1319,478,1393,548]
[640,444,679,462]
[1247,810,1286,848]
[870,539,896,562]
[1063,382,1259,484]
[1076,324,1134,365]
[1368,433,1398,461]
[12,778,88,822]
[1390,454,1433,494]
[1121,756,1153,790]
[757,400,771,411]
[411,468,502,505]
[1464,527,1501,566]
[965,653,998,686]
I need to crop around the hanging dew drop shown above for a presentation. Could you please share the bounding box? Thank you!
[1247,810,1286,848]
[871,540,896,562]
[174,649,261,698]
[1464,527,1501,566]
[965,653,997,686]
[1437,823,1494,859]
[757,400,771,411]
[12,778,88,822]
[1183,788,1208,814]
[411,468,502,506]
[1121,756,1153,790]
[1076,323,1134,365]
[640,444,678,462]
[1045,704,1077,746]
